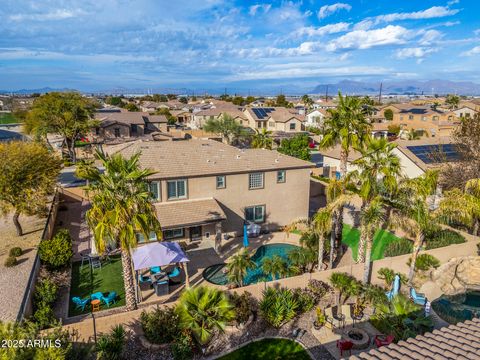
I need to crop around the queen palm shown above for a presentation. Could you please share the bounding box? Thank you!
[262,255,287,280]
[175,286,235,345]
[312,208,332,271]
[251,128,273,149]
[226,248,255,287]
[79,150,161,311]
[438,178,480,236]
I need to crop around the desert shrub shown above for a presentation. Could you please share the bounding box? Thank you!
[34,278,58,306]
[4,256,17,267]
[230,291,255,324]
[171,330,194,360]
[384,238,413,257]
[259,287,299,328]
[96,325,126,360]
[329,272,362,304]
[33,306,56,330]
[9,247,22,257]
[305,279,330,302]
[407,254,440,271]
[425,229,466,249]
[292,288,315,313]
[140,306,180,345]
[38,228,73,269]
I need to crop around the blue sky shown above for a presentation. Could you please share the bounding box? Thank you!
[0,0,479,93]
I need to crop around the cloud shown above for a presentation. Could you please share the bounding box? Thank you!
[249,4,271,16]
[418,30,444,45]
[9,9,87,21]
[294,22,350,37]
[326,25,412,51]
[461,46,480,56]
[395,47,438,59]
[447,0,460,5]
[474,29,480,35]
[318,3,352,19]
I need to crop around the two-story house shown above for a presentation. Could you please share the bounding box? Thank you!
[106,139,314,244]
[243,107,305,133]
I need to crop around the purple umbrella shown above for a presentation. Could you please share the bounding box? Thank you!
[131,242,189,271]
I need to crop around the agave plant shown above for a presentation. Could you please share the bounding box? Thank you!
[175,286,235,345]
[95,325,126,360]
[259,287,299,328]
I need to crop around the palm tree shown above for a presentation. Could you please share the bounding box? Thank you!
[251,128,273,149]
[445,94,460,110]
[360,198,386,283]
[226,248,255,287]
[261,255,287,280]
[437,178,480,236]
[301,94,314,109]
[287,246,316,273]
[175,286,235,345]
[391,170,439,284]
[311,208,331,271]
[79,150,161,311]
[406,128,421,140]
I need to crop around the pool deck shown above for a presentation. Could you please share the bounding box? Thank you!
[137,231,301,306]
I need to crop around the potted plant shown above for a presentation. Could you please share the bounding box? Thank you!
[313,307,326,330]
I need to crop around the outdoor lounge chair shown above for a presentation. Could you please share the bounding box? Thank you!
[337,339,354,357]
[101,291,117,307]
[341,304,355,326]
[325,307,342,328]
[150,266,162,275]
[167,267,181,278]
[72,297,89,311]
[139,274,152,284]
[386,274,401,301]
[374,334,394,347]
[410,287,427,306]
[91,256,102,270]
[91,292,103,301]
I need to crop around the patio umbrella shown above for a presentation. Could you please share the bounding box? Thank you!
[243,223,249,247]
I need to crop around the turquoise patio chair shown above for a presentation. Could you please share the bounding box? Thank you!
[410,287,426,306]
[72,297,89,312]
[150,266,162,275]
[386,274,401,301]
[91,292,103,301]
[101,291,117,307]
[167,267,181,278]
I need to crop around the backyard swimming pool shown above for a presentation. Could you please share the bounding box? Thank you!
[202,243,299,286]
[432,290,480,324]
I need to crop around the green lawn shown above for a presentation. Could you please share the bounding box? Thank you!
[69,255,125,317]
[0,113,18,124]
[342,224,402,262]
[219,339,311,360]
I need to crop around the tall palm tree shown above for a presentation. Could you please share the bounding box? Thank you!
[79,150,161,311]
[391,170,439,284]
[301,94,314,109]
[312,208,331,271]
[175,286,235,346]
[251,128,273,149]
[349,137,401,264]
[262,255,287,280]
[361,198,386,283]
[445,94,460,110]
[437,178,480,236]
[226,248,255,287]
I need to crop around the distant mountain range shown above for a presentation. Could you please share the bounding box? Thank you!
[0,87,76,95]
[311,80,480,96]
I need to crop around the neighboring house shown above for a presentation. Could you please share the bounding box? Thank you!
[313,100,337,110]
[94,112,168,140]
[449,105,477,119]
[317,137,459,179]
[191,106,247,129]
[170,110,193,125]
[106,139,314,243]
[305,109,328,128]
[243,107,305,133]
[140,101,162,112]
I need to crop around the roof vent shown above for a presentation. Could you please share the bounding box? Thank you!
[207,159,211,163]
[275,159,279,163]
[236,154,241,159]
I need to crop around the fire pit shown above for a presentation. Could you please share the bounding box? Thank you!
[344,328,370,349]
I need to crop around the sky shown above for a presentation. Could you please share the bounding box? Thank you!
[0,0,479,93]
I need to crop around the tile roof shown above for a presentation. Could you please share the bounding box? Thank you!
[154,198,226,228]
[350,318,480,360]
[106,138,314,179]
[95,112,168,126]
[246,107,305,123]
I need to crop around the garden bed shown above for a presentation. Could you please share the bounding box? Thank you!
[217,338,311,360]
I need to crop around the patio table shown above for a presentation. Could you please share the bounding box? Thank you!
[91,299,101,312]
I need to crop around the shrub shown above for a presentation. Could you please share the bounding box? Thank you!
[140,306,180,345]
[96,325,126,360]
[306,279,330,302]
[384,238,413,257]
[293,288,316,313]
[38,229,73,269]
[407,254,440,272]
[4,256,17,267]
[34,278,58,307]
[33,305,56,330]
[9,247,22,257]
[425,229,466,250]
[171,330,194,360]
[230,291,254,324]
[259,287,299,328]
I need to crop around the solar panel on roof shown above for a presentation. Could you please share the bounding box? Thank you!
[252,108,264,119]
[406,144,461,164]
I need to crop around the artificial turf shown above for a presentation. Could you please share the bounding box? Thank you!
[218,338,311,360]
[342,224,402,262]
[69,255,125,317]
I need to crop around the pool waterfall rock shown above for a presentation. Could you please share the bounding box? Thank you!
[431,256,480,295]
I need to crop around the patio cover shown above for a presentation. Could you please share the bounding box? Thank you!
[131,242,189,271]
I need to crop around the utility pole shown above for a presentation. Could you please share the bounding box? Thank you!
[325,85,329,102]
[378,82,383,104]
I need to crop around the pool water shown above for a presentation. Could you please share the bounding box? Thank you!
[202,243,299,286]
[432,290,480,324]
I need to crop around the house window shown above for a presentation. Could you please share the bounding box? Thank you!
[448,116,453,121]
[248,172,264,189]
[136,231,157,244]
[164,228,184,239]
[268,121,275,127]
[216,175,226,189]
[289,123,296,130]
[433,116,439,121]
[400,116,404,121]
[167,179,187,200]
[277,170,286,183]
[245,205,265,223]
[421,116,427,121]
[149,181,160,201]
[131,124,138,135]
[114,128,121,137]
[408,115,414,120]
[95,127,100,135]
